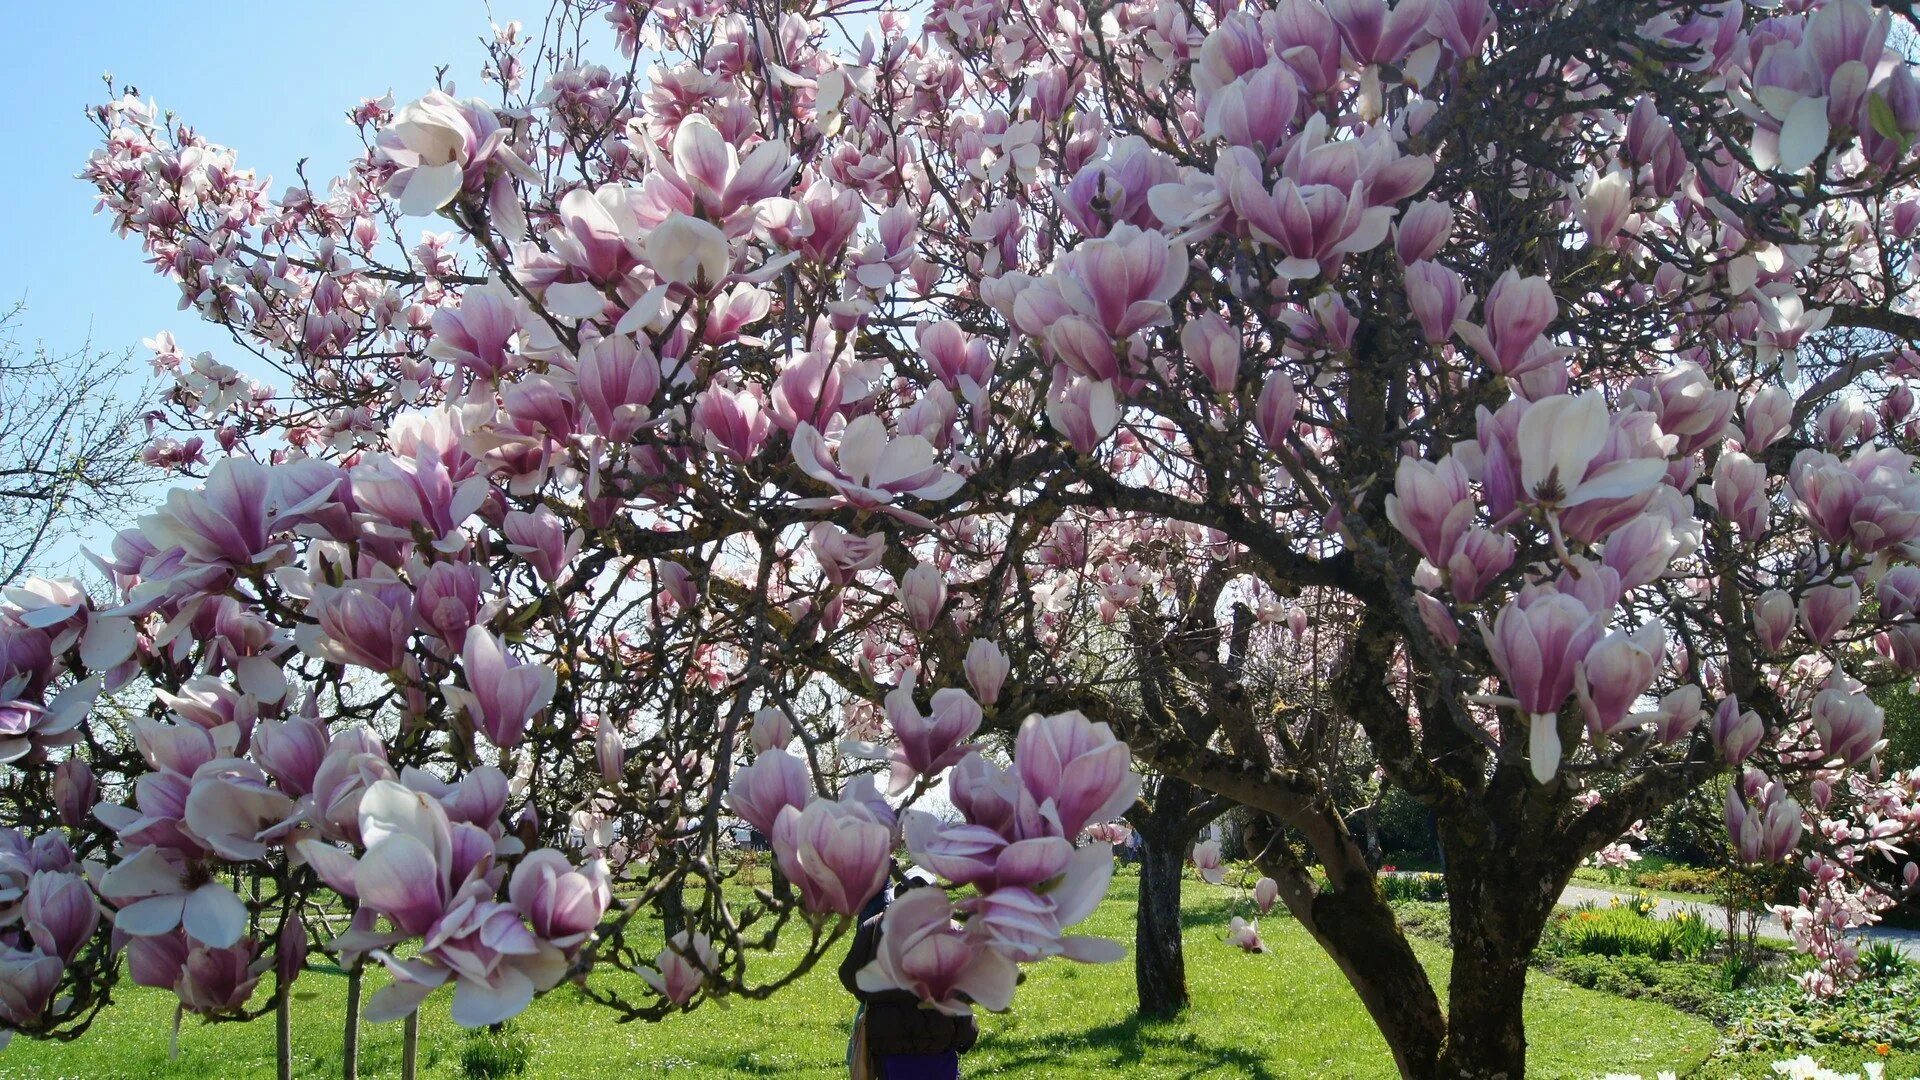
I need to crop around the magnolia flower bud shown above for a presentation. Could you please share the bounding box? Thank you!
[965,639,1010,706]
[1743,385,1793,451]
[53,759,97,829]
[1752,590,1795,653]
[749,708,792,755]
[898,563,948,634]
[1811,674,1885,766]
[1798,579,1860,647]
[1254,876,1280,915]
[1182,313,1241,394]
[1256,373,1299,451]
[1709,696,1764,765]
[596,717,626,787]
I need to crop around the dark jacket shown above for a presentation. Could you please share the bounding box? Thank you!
[839,911,979,1058]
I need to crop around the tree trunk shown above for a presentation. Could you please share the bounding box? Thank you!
[1436,930,1531,1079]
[1133,835,1189,1019]
[276,974,293,1080]
[402,1011,419,1080]
[342,965,362,1080]
[661,871,686,940]
[1427,827,1567,1080]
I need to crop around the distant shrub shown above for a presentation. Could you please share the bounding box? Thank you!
[1554,906,1717,963]
[1638,866,1722,894]
[1379,871,1446,902]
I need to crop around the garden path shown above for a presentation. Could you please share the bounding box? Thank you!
[1557,883,1920,958]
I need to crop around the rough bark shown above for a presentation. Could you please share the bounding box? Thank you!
[1130,777,1199,1020]
[1431,844,1565,1079]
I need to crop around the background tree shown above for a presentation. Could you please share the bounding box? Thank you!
[0,304,144,585]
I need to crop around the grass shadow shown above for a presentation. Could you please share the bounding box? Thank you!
[975,1013,1286,1080]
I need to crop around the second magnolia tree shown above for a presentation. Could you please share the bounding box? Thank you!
[1,0,1919,1077]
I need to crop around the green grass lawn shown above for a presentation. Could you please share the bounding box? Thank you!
[5,869,1721,1079]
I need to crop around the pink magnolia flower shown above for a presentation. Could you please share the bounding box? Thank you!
[23,871,98,962]
[1480,589,1604,782]
[1226,916,1266,953]
[442,626,556,750]
[1811,672,1885,766]
[692,382,773,462]
[296,579,416,673]
[139,458,281,571]
[1191,839,1227,885]
[1456,270,1560,376]
[964,843,1122,964]
[642,930,715,1006]
[1709,696,1765,765]
[1705,451,1768,536]
[1576,623,1663,739]
[52,759,96,829]
[181,758,299,861]
[1012,711,1142,840]
[1256,373,1299,451]
[855,887,1017,1016]
[1513,395,1667,519]
[1753,589,1797,653]
[576,334,660,443]
[0,947,63,1028]
[300,780,575,1028]
[1879,565,1920,619]
[1726,773,1803,865]
[1799,580,1862,647]
[792,416,965,526]
[1384,455,1474,566]
[1218,146,1392,280]
[1045,373,1120,455]
[646,213,732,292]
[867,681,983,794]
[898,563,948,634]
[508,850,610,949]
[377,92,531,216]
[771,797,891,918]
[427,280,527,381]
[1182,312,1242,393]
[503,506,583,585]
[727,748,812,836]
[97,845,248,948]
[748,708,792,755]
[1404,260,1470,345]
[666,114,795,219]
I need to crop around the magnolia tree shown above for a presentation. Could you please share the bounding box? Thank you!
[0,0,1918,1076]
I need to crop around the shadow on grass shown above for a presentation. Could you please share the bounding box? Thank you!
[976,1014,1285,1080]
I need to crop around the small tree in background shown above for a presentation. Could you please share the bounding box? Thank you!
[0,304,144,585]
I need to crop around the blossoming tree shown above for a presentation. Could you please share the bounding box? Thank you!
[0,0,1917,1077]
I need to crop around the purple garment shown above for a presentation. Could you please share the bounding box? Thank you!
[880,1051,960,1079]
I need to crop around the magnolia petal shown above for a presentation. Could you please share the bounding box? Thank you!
[182,883,248,948]
[450,967,535,1028]
[399,162,465,216]
[1776,96,1831,174]
[1527,712,1562,784]
[112,894,186,938]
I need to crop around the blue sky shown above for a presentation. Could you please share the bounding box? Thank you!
[1,1,541,363]
[1,2,545,569]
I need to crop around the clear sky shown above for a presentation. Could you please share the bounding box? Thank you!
[1,1,542,364]
[1,1,544,569]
